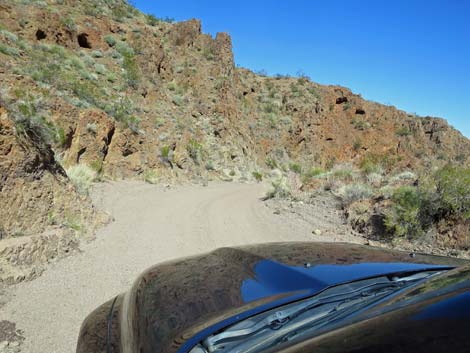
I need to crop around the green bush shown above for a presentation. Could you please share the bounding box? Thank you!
[384,186,424,239]
[61,17,76,31]
[104,35,117,47]
[360,157,382,175]
[434,165,470,220]
[289,163,302,174]
[265,157,278,169]
[252,171,263,182]
[384,166,470,239]
[0,43,19,56]
[160,145,171,161]
[187,139,204,164]
[116,42,139,87]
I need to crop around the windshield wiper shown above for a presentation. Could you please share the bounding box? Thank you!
[194,270,442,353]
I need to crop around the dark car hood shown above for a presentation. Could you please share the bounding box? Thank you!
[119,242,468,353]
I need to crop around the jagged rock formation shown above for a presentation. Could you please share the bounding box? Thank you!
[0,104,102,238]
[0,0,468,243]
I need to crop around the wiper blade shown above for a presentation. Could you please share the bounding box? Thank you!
[205,281,398,352]
[198,271,441,353]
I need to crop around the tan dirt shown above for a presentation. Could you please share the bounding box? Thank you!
[0,181,362,353]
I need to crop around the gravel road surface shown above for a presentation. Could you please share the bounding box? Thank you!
[1,181,360,353]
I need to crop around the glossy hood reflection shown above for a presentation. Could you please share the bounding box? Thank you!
[241,259,450,302]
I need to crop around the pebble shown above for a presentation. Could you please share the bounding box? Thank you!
[312,229,322,236]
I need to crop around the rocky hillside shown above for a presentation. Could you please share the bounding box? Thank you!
[0,0,468,245]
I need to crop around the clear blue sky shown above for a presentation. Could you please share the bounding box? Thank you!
[134,0,470,137]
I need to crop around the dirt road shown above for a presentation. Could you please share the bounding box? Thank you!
[1,181,360,353]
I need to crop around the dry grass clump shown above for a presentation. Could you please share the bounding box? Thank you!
[66,164,96,194]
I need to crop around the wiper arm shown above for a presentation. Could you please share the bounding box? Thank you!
[198,271,442,353]
[204,281,402,352]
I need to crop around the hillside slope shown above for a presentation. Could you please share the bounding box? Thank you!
[0,1,468,250]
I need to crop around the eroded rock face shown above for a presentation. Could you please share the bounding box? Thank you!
[170,19,201,47]
[0,107,99,239]
[63,110,115,169]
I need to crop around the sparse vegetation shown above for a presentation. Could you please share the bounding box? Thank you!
[265,176,291,199]
[353,139,362,152]
[116,41,139,88]
[104,35,117,47]
[145,14,159,26]
[187,139,204,164]
[351,118,370,130]
[396,126,412,137]
[143,169,159,184]
[66,164,96,195]
[252,171,263,182]
[336,183,374,205]
[289,163,302,174]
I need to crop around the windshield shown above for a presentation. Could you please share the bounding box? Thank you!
[189,270,443,353]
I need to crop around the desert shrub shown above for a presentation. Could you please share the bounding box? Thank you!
[10,97,66,146]
[66,164,96,194]
[63,213,82,232]
[434,165,470,220]
[125,116,140,134]
[143,169,159,184]
[187,139,204,164]
[353,139,362,152]
[146,14,159,26]
[304,166,325,178]
[331,166,355,181]
[396,126,412,137]
[94,63,107,75]
[60,17,76,31]
[289,163,302,174]
[351,119,370,130]
[104,35,117,47]
[359,154,385,174]
[390,171,417,183]
[265,176,291,199]
[384,166,470,239]
[116,42,139,87]
[160,145,172,163]
[0,43,19,56]
[336,183,374,205]
[263,101,278,114]
[384,186,424,239]
[91,50,103,58]
[110,1,137,22]
[106,72,117,82]
[366,172,383,185]
[265,157,278,169]
[205,161,215,171]
[172,95,183,106]
[252,171,263,182]
[0,29,18,42]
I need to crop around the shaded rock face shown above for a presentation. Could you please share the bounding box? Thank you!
[63,110,115,169]
[0,107,99,239]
